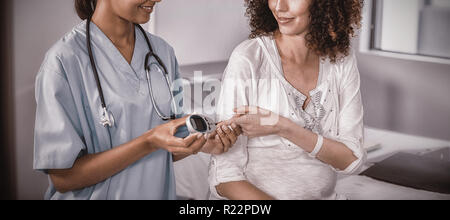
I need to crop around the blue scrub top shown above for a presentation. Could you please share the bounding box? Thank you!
[34,20,186,200]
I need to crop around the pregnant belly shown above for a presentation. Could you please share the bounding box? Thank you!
[245,146,338,200]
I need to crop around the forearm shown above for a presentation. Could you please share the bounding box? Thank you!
[277,117,357,171]
[173,154,189,162]
[216,181,275,200]
[49,135,157,193]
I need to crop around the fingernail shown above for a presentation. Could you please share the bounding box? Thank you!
[222,125,228,131]
[197,133,203,138]
[231,123,237,128]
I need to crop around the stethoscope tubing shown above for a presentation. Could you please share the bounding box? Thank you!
[86,18,176,128]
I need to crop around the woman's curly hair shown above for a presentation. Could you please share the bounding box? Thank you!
[245,0,364,63]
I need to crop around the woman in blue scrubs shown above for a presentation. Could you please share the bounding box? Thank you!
[33,0,241,200]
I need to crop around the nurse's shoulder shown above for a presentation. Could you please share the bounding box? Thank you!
[145,32,176,57]
[38,21,89,80]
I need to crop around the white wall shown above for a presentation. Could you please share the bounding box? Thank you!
[355,36,450,141]
[13,0,80,199]
[151,0,249,65]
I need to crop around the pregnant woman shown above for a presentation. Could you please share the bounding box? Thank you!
[209,0,366,200]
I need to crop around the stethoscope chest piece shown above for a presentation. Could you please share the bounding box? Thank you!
[100,107,115,128]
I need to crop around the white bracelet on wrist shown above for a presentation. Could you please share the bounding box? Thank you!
[309,135,324,158]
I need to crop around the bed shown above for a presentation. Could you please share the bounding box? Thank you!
[173,127,450,200]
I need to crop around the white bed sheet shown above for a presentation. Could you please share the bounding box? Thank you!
[174,152,211,200]
[173,127,450,200]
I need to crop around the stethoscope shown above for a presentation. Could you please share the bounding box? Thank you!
[86,18,177,128]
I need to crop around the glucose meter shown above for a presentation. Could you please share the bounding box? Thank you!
[186,114,216,134]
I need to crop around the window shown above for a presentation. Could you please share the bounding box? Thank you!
[365,0,450,62]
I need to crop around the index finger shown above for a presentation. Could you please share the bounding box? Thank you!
[231,123,243,136]
[228,114,251,126]
[221,114,243,126]
[171,115,191,130]
[233,106,252,115]
[167,146,194,155]
[166,136,191,148]
[188,136,207,154]
[183,134,200,146]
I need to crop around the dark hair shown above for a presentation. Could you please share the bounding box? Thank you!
[245,0,364,63]
[75,0,97,20]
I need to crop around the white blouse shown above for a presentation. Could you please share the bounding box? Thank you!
[209,35,366,200]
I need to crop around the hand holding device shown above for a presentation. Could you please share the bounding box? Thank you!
[186,114,216,134]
